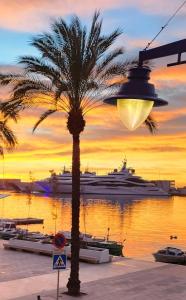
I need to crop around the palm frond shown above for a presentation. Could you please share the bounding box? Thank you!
[0,121,17,149]
[96,48,124,74]
[19,56,61,84]
[144,114,157,134]
[32,109,57,132]
[0,102,20,122]
[0,73,21,85]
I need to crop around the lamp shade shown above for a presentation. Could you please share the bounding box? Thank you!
[104,66,168,130]
[117,98,154,131]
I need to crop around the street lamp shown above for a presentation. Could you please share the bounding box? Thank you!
[104,66,167,130]
[104,39,186,130]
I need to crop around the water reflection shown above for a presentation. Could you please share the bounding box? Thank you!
[0,191,185,259]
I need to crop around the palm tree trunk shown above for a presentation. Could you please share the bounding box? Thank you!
[67,133,81,295]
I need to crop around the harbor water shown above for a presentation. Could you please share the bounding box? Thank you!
[0,191,185,259]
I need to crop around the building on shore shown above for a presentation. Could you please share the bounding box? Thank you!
[0,179,45,193]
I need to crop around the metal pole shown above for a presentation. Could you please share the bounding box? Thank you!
[139,39,186,66]
[57,269,60,300]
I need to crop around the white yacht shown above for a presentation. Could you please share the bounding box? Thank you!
[36,160,169,196]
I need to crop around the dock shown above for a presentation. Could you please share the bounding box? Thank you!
[3,239,111,264]
[0,218,44,225]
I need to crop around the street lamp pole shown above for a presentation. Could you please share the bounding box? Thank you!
[138,39,186,67]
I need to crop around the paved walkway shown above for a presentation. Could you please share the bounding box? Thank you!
[1,256,163,300]
[1,240,186,300]
[15,264,186,300]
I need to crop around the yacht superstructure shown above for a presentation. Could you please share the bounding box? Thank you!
[36,160,169,196]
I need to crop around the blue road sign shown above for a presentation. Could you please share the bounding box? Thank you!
[53,254,67,270]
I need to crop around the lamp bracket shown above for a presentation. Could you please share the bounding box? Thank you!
[167,52,186,67]
[139,39,186,67]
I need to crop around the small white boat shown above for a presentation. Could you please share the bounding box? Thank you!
[0,194,9,199]
[0,221,17,231]
[0,221,27,240]
[153,247,186,264]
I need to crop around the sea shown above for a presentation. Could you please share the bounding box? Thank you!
[0,191,185,259]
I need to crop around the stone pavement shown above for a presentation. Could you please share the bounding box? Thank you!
[1,254,163,300]
[0,239,186,300]
[14,264,186,300]
[0,240,55,282]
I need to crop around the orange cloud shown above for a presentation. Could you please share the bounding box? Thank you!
[152,65,186,83]
[0,0,124,32]
[0,0,185,32]
[153,108,186,123]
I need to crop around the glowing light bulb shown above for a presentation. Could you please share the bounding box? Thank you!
[117,99,154,131]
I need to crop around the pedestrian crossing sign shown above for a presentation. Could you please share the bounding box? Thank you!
[53,254,67,269]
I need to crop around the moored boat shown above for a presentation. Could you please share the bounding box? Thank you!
[153,247,186,265]
[0,221,28,240]
[0,194,9,199]
[61,230,124,256]
[81,239,123,256]
[35,160,169,196]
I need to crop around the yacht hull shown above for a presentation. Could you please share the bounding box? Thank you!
[36,181,168,196]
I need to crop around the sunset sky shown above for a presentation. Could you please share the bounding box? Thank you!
[0,0,186,186]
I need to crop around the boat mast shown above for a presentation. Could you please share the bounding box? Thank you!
[106,227,110,241]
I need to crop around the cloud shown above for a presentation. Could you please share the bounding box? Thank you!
[128,145,186,152]
[0,0,123,32]
[124,36,160,52]
[0,0,185,32]
[152,65,186,83]
[0,65,22,73]
[153,107,186,123]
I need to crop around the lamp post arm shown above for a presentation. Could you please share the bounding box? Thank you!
[139,39,186,67]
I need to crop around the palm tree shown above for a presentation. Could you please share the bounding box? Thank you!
[0,12,156,295]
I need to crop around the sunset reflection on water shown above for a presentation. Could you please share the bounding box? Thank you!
[0,192,185,259]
